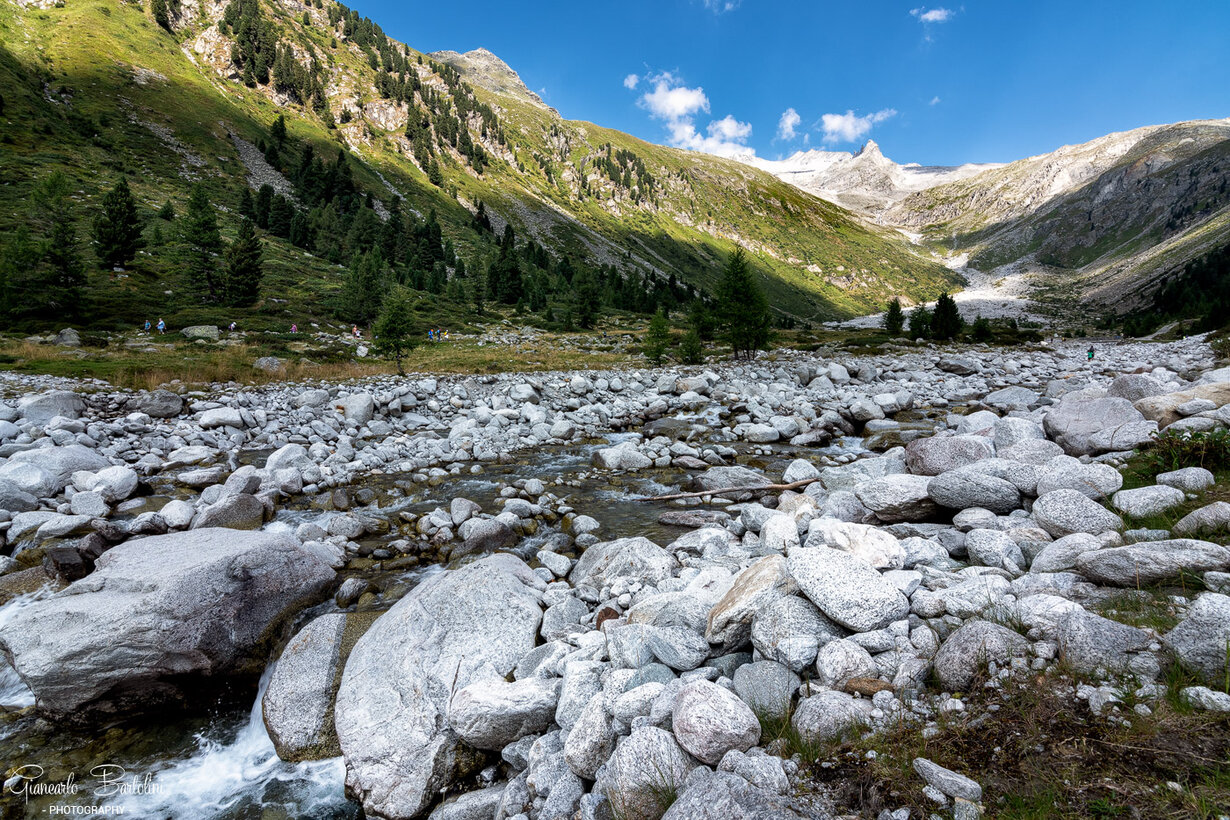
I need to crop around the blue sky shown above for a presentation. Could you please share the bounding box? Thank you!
[349,1,1229,166]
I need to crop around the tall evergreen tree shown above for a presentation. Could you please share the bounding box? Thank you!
[222,218,263,306]
[181,183,223,300]
[0,228,38,318]
[238,187,256,222]
[31,171,85,314]
[883,297,905,335]
[268,195,294,238]
[270,113,287,146]
[340,248,385,323]
[488,227,523,305]
[908,305,932,339]
[92,178,144,269]
[687,298,716,341]
[715,247,770,360]
[472,264,487,315]
[572,267,601,329]
[254,184,274,230]
[374,286,418,375]
[931,292,964,340]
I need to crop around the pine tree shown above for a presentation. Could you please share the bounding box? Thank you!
[472,264,487,315]
[238,188,256,222]
[572,267,601,329]
[908,305,932,339]
[254,184,273,229]
[687,298,716,341]
[884,297,905,335]
[715,247,770,360]
[181,183,223,300]
[151,0,171,31]
[644,309,671,365]
[92,178,144,269]
[30,171,85,313]
[222,218,263,306]
[488,228,523,305]
[679,328,704,365]
[0,228,39,318]
[340,248,385,323]
[931,292,964,340]
[268,195,293,238]
[970,315,994,342]
[270,113,287,146]
[374,286,418,374]
[157,200,175,221]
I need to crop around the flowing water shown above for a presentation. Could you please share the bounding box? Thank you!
[0,418,875,818]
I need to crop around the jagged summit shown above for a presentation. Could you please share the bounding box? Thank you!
[429,47,552,111]
[746,142,998,214]
[856,140,883,158]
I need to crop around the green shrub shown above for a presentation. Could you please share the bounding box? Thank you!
[1144,428,1230,475]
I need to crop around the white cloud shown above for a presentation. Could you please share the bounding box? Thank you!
[929,95,941,105]
[636,72,753,158]
[639,72,710,120]
[777,107,801,141]
[709,114,752,142]
[623,73,640,90]
[910,7,952,23]
[820,109,897,144]
[702,0,741,13]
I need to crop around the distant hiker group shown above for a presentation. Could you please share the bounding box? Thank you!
[427,328,449,342]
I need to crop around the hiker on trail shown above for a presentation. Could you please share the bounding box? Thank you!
[352,325,360,339]
[291,324,298,333]
[229,321,237,332]
[143,320,151,333]
[1087,346,1095,361]
[156,318,166,334]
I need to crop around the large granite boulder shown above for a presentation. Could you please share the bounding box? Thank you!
[786,547,908,632]
[1164,593,1230,686]
[334,554,544,820]
[0,529,334,722]
[570,537,678,589]
[904,435,995,476]
[1076,540,1230,586]
[1043,395,1152,456]
[17,391,85,424]
[2,445,110,496]
[263,612,373,762]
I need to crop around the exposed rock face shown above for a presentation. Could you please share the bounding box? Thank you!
[0,530,334,722]
[334,554,544,820]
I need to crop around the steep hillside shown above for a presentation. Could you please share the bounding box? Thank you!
[0,0,959,331]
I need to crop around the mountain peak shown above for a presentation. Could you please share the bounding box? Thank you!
[429,47,550,111]
[856,140,883,158]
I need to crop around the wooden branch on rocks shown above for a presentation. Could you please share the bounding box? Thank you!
[633,477,820,502]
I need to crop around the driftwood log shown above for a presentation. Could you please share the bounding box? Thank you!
[633,477,820,502]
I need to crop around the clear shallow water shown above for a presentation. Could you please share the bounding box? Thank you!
[0,423,867,818]
[101,668,355,820]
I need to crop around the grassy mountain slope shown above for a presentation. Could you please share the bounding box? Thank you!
[0,0,957,331]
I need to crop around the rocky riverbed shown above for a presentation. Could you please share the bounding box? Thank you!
[0,336,1229,818]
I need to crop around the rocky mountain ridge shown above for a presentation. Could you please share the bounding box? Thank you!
[750,120,1230,310]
